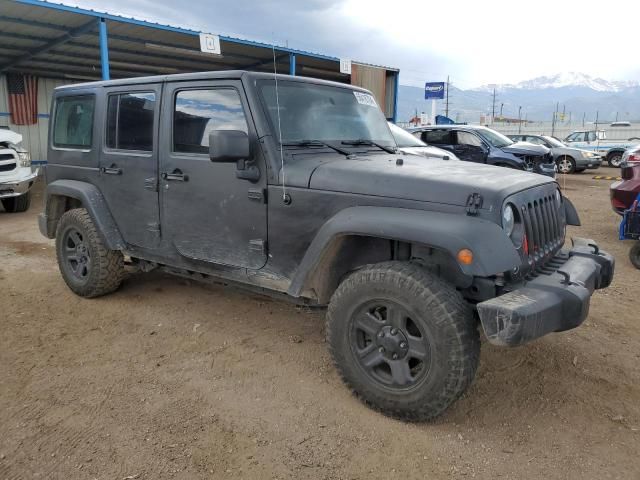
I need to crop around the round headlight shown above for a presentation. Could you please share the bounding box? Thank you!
[502,204,515,237]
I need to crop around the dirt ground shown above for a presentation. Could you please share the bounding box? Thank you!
[1,171,638,480]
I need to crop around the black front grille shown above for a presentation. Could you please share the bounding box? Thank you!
[0,153,15,161]
[520,195,565,263]
[0,162,17,172]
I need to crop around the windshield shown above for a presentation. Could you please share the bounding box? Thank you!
[542,136,564,147]
[476,128,513,148]
[257,80,395,147]
[388,123,426,147]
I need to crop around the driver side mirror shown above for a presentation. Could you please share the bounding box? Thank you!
[209,130,250,162]
[209,130,260,182]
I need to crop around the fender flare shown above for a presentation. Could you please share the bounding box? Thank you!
[287,206,521,297]
[41,179,125,250]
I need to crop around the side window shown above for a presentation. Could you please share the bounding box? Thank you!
[53,95,95,149]
[106,92,155,151]
[526,136,544,145]
[568,132,585,142]
[587,131,597,142]
[173,89,248,154]
[422,130,452,145]
[456,131,483,147]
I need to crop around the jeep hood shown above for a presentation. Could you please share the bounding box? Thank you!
[0,129,22,145]
[501,142,549,156]
[307,155,555,209]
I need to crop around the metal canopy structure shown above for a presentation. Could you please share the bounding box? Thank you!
[0,0,399,119]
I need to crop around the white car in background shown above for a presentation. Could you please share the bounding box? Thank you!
[0,128,37,212]
[388,122,459,161]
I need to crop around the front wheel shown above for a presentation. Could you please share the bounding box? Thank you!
[557,156,576,174]
[630,242,640,270]
[326,261,480,421]
[55,208,124,298]
[607,152,623,168]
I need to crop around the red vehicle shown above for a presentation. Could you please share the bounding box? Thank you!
[610,150,640,215]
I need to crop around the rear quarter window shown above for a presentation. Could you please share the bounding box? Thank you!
[52,95,95,149]
[422,130,453,145]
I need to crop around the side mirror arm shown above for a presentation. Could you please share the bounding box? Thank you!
[235,159,260,182]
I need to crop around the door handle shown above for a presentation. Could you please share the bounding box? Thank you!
[101,165,122,175]
[162,169,188,182]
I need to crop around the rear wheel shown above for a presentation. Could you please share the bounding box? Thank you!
[326,261,480,421]
[630,242,640,270]
[1,191,31,213]
[55,208,124,298]
[556,156,576,174]
[607,151,623,168]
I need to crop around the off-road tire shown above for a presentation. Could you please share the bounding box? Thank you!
[607,151,623,168]
[55,208,124,298]
[326,261,480,421]
[630,242,640,270]
[1,191,31,213]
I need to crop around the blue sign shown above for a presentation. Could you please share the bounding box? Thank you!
[424,82,445,99]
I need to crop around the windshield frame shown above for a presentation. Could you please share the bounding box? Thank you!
[475,127,514,148]
[255,79,395,151]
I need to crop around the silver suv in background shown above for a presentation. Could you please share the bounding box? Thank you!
[0,128,37,212]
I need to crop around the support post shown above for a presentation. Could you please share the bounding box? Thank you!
[431,99,436,125]
[99,18,110,80]
[392,71,399,122]
[289,53,296,76]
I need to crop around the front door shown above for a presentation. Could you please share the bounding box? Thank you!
[159,80,268,270]
[453,130,487,163]
[99,85,161,248]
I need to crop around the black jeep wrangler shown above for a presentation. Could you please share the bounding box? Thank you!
[39,71,614,421]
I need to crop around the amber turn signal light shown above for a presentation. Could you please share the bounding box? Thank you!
[457,249,473,265]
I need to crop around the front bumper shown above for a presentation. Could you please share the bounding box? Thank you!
[477,238,614,346]
[576,157,601,169]
[0,169,39,198]
[534,162,557,178]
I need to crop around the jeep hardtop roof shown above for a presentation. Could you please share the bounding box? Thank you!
[54,70,371,94]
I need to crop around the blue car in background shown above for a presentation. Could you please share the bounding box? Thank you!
[409,125,556,177]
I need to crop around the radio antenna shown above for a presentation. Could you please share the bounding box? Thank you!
[271,43,287,200]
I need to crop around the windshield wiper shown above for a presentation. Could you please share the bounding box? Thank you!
[282,140,352,157]
[341,139,397,154]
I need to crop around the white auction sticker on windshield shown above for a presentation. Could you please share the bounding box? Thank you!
[353,91,377,107]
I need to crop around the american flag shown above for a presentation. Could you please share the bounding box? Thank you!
[7,74,38,126]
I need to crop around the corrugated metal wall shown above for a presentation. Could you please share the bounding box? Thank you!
[351,64,390,118]
[0,74,75,162]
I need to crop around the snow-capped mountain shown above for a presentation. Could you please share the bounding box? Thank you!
[397,72,640,123]
[475,72,640,93]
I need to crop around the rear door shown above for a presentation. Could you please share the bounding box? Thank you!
[420,129,455,154]
[99,85,161,248]
[158,80,268,269]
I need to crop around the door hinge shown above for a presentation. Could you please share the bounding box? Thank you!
[466,193,483,216]
[248,188,267,203]
[248,239,266,253]
[144,177,157,191]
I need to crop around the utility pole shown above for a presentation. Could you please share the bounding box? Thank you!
[595,110,599,131]
[445,75,450,118]
[491,88,496,124]
[582,112,585,127]
[500,103,504,117]
[615,112,619,122]
[518,106,522,134]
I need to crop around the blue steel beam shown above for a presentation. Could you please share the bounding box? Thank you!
[0,18,97,72]
[289,53,296,76]
[392,71,399,122]
[98,18,109,80]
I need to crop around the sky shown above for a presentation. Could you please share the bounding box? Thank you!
[61,0,640,89]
